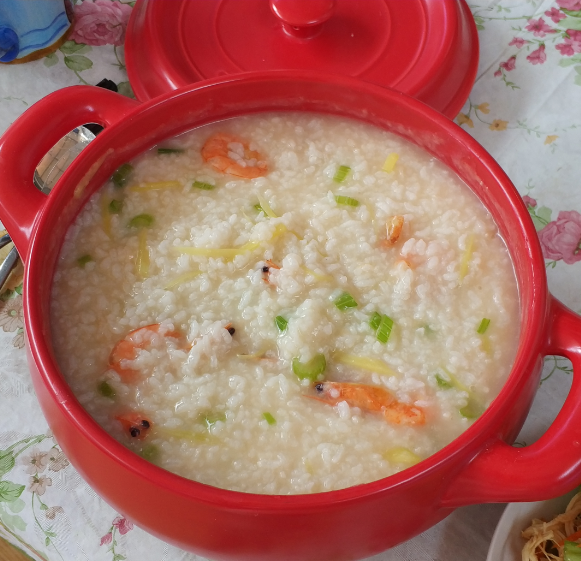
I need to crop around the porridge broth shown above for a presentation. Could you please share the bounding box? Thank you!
[50,113,520,495]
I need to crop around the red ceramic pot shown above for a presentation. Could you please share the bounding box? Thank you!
[1,73,581,561]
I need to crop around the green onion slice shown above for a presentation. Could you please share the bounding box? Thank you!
[108,199,123,214]
[333,165,351,183]
[334,292,358,311]
[459,397,484,419]
[254,203,264,213]
[201,412,226,429]
[292,354,326,381]
[369,312,382,331]
[275,315,288,332]
[158,147,184,154]
[128,213,154,229]
[376,315,394,344]
[140,444,160,462]
[97,380,115,398]
[263,412,276,425]
[477,318,491,334]
[435,374,453,389]
[111,163,133,188]
[193,180,215,190]
[77,254,93,268]
[335,195,359,207]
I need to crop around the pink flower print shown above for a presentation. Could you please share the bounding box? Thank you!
[523,196,537,208]
[100,532,113,546]
[556,29,581,56]
[494,69,502,77]
[69,0,132,46]
[45,506,64,520]
[500,56,517,71]
[527,44,547,65]
[538,210,581,264]
[556,0,581,10]
[545,7,567,23]
[28,475,52,496]
[525,18,554,37]
[509,37,527,48]
[20,449,48,475]
[0,298,23,332]
[112,516,133,535]
[47,449,70,472]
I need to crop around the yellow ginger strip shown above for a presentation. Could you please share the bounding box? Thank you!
[458,233,475,283]
[172,223,287,259]
[257,194,278,218]
[156,428,214,443]
[382,153,399,172]
[302,266,333,282]
[130,181,182,192]
[101,193,112,238]
[164,270,201,290]
[334,352,397,377]
[135,229,150,278]
[173,241,261,259]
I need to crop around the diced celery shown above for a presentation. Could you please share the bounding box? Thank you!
[383,447,421,466]
[111,163,133,187]
[263,412,276,425]
[128,213,154,228]
[333,165,351,183]
[376,315,394,343]
[77,254,93,268]
[477,318,491,334]
[275,315,288,332]
[334,292,357,311]
[193,180,215,190]
[140,444,160,462]
[292,354,326,381]
[108,199,123,214]
[369,312,382,331]
[97,380,115,398]
[335,195,359,206]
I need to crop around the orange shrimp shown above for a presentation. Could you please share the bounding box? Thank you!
[201,133,268,179]
[108,323,186,383]
[261,259,281,284]
[115,412,152,440]
[311,381,425,426]
[382,215,405,248]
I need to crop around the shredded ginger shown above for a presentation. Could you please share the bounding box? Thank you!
[522,491,581,560]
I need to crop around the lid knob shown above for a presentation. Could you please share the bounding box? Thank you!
[270,0,336,39]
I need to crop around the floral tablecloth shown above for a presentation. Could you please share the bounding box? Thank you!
[0,1,580,560]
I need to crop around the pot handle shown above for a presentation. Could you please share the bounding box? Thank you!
[0,86,139,260]
[441,296,581,508]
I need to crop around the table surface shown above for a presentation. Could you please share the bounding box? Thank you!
[1,1,581,560]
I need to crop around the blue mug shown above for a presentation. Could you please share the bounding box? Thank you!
[0,0,73,63]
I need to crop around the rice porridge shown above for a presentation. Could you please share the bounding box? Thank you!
[50,113,520,494]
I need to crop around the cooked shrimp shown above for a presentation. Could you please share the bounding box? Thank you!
[382,215,405,247]
[261,259,281,284]
[108,323,186,382]
[115,412,152,440]
[201,133,268,179]
[311,381,425,426]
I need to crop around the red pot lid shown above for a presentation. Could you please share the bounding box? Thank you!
[125,0,478,119]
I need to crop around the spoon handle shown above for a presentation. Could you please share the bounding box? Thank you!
[0,247,19,290]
